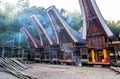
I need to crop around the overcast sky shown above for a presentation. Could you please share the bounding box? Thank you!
[6,0,120,22]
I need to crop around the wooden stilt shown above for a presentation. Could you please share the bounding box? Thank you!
[95,52,99,62]
[91,49,95,62]
[103,49,108,59]
[71,52,74,61]
[103,49,110,62]
[63,52,66,60]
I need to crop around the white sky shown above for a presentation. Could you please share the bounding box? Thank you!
[6,0,120,22]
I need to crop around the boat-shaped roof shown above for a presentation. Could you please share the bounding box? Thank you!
[21,27,42,48]
[78,0,113,40]
[47,5,86,44]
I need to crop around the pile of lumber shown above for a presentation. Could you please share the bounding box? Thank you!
[110,66,120,74]
[0,58,41,79]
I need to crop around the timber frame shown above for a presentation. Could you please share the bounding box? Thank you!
[79,0,114,65]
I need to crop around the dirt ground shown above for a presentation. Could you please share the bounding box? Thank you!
[1,64,120,79]
[25,64,120,79]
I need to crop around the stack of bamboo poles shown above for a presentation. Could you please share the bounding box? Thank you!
[0,58,41,79]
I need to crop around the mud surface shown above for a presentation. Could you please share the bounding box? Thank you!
[1,64,120,79]
[25,64,120,79]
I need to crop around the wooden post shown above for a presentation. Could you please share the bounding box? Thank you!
[95,52,99,62]
[45,54,47,60]
[22,49,24,59]
[114,45,118,62]
[63,52,66,60]
[2,47,5,58]
[103,49,110,60]
[71,51,74,61]
[103,49,107,60]
[91,49,95,62]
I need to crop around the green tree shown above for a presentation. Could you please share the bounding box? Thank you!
[108,21,120,39]
[17,0,29,10]
[63,11,83,31]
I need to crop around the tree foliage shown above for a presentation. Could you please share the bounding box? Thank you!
[108,21,120,39]
[59,10,83,31]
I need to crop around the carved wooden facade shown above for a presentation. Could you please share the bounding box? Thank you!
[79,0,113,50]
